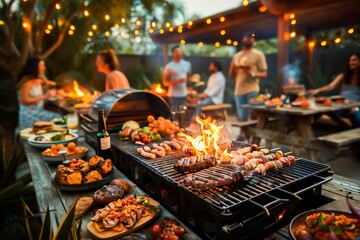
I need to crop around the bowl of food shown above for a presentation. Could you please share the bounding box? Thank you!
[41,142,88,164]
[27,132,78,148]
[265,98,283,108]
[249,94,269,105]
[289,210,360,240]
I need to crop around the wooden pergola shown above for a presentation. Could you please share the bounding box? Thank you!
[151,0,360,94]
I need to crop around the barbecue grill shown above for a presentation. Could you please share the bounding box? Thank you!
[80,89,171,147]
[112,139,333,240]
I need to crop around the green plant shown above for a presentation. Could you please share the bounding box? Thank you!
[23,198,81,240]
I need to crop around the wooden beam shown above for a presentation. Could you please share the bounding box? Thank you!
[162,44,169,65]
[276,13,290,95]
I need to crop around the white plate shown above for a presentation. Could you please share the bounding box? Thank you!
[41,147,89,165]
[27,132,78,148]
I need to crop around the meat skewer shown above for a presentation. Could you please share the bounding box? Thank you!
[174,155,217,173]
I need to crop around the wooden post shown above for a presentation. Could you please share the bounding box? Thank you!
[304,31,314,83]
[162,44,169,65]
[276,13,290,96]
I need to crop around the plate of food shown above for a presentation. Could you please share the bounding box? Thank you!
[249,94,269,105]
[41,142,88,164]
[27,132,77,148]
[265,98,283,108]
[87,195,161,240]
[51,155,114,191]
[330,95,346,103]
[289,210,360,240]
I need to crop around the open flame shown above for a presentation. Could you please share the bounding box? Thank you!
[154,83,165,94]
[178,116,230,160]
[72,80,84,97]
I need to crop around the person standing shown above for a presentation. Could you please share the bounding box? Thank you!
[96,49,130,91]
[190,61,226,121]
[163,45,192,111]
[229,34,268,121]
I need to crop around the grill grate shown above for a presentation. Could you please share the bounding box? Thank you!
[114,139,331,211]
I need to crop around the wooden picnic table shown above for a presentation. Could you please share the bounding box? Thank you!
[23,138,201,239]
[240,101,360,160]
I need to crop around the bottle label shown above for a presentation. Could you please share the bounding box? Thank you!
[100,137,111,150]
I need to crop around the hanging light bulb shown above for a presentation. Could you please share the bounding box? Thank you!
[258,6,267,13]
[55,3,60,10]
[180,39,186,45]
[47,24,53,30]
[220,30,226,35]
[233,41,239,46]
[45,29,51,34]
[220,16,225,22]
[243,0,249,6]
[105,14,110,21]
[165,22,171,28]
[187,20,193,26]
[308,40,315,48]
[88,31,93,37]
[291,19,296,25]
[290,31,296,38]
[134,29,140,35]
[226,39,232,44]
[151,21,157,28]
[68,30,74,35]
[70,25,75,30]
[105,31,110,37]
[92,24,97,30]
[121,18,126,23]
[136,19,141,26]
[348,28,354,34]
[215,42,220,47]
[206,18,211,24]
[198,42,204,47]
[149,28,154,34]
[159,28,164,34]
[84,10,89,17]
[321,40,327,46]
[334,37,341,44]
[169,27,174,32]
[290,13,295,19]
[0,20,4,25]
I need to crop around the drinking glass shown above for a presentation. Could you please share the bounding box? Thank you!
[67,112,78,132]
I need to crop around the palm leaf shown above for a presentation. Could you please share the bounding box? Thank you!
[39,206,53,240]
[22,198,42,240]
[53,198,77,240]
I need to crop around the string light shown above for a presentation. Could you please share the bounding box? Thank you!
[169,27,174,32]
[178,26,183,33]
[114,24,120,28]
[206,18,211,24]
[136,19,141,26]
[198,41,203,47]
[105,31,110,37]
[233,41,238,46]
[23,0,27,2]
[226,39,232,44]
[149,28,154,34]
[159,28,164,34]
[220,16,225,22]
[290,13,295,19]
[0,20,4,25]
[308,40,315,48]
[290,31,296,38]
[220,30,226,35]
[22,22,29,29]
[134,29,140,35]
[45,29,51,34]
[165,22,171,28]
[258,6,267,13]
[215,42,220,47]
[187,20,193,26]
[70,25,75,30]
[84,10,89,17]
[92,24,97,30]
[348,28,354,34]
[55,3,60,10]
[88,31,93,37]
[105,14,110,21]
[151,21,157,28]
[291,19,296,25]
[47,24,53,30]
[180,39,186,45]
[321,40,327,46]
[120,31,126,37]
[242,0,249,6]
[334,37,341,44]
[121,18,126,23]
[68,30,74,35]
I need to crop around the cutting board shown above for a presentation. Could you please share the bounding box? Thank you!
[87,197,160,240]
[20,128,36,140]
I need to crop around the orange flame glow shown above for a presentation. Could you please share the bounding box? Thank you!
[154,83,165,94]
[178,116,230,160]
[72,80,84,97]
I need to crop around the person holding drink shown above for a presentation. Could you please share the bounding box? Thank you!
[163,45,192,111]
[17,57,61,129]
[229,34,268,121]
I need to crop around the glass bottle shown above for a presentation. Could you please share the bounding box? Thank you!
[97,109,113,160]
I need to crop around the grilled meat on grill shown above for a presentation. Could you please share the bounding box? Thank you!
[174,155,217,173]
[183,165,245,189]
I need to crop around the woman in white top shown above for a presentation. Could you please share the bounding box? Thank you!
[17,57,60,129]
[96,49,130,91]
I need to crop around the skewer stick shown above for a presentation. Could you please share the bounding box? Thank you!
[284,151,293,155]
[269,147,281,151]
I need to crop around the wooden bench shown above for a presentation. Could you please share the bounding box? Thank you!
[231,118,278,141]
[317,127,360,147]
[200,103,232,120]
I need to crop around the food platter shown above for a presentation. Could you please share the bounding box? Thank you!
[41,147,89,164]
[27,132,78,148]
[289,210,358,240]
[87,196,160,240]
[265,102,282,108]
[51,171,114,191]
[330,95,346,102]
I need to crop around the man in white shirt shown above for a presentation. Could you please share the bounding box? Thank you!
[163,45,192,111]
[191,61,226,121]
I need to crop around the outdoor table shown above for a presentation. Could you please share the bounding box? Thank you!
[240,101,360,159]
[23,138,201,239]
